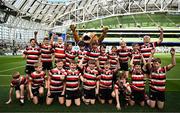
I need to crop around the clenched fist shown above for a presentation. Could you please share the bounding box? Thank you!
[102,26,108,34]
[70,24,76,32]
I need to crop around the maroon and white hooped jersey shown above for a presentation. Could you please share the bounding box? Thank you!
[86,48,100,60]
[140,42,158,62]
[117,47,131,63]
[49,68,67,92]
[99,69,113,89]
[82,67,99,90]
[130,68,145,91]
[40,44,54,63]
[23,46,41,66]
[108,52,119,69]
[131,51,142,64]
[98,52,108,68]
[30,71,46,89]
[65,69,81,91]
[150,66,170,92]
[77,50,87,66]
[53,43,66,62]
[65,50,76,67]
[10,76,27,87]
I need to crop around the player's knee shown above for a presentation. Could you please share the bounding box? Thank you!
[140,101,145,107]
[157,103,164,109]
[75,102,81,106]
[90,100,95,104]
[16,94,20,99]
[158,105,164,110]
[129,100,135,106]
[59,99,64,105]
[150,104,156,108]
[39,88,44,96]
[66,104,71,107]
[100,99,105,104]
[66,101,71,107]
[33,101,38,105]
[46,101,51,105]
[108,100,112,104]
[33,98,38,104]
[20,85,24,89]
[111,91,115,98]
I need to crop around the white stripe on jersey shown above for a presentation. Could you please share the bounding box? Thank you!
[151,79,166,83]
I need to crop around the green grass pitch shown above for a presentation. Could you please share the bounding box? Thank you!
[0,53,180,112]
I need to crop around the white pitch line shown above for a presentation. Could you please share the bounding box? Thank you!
[0,65,24,73]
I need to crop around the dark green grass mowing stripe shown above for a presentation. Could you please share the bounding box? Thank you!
[0,54,180,112]
[0,62,25,71]
[0,86,180,112]
[0,75,180,91]
[0,66,25,75]
[0,54,180,78]
[0,56,24,65]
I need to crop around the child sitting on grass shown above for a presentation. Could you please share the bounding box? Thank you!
[6,71,27,105]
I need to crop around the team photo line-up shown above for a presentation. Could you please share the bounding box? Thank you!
[5,25,176,111]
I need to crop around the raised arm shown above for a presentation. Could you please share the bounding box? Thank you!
[34,31,39,45]
[157,27,163,44]
[70,24,80,43]
[141,53,146,65]
[98,26,108,43]
[147,48,155,69]
[130,54,135,68]
[50,33,56,45]
[146,49,155,71]
[166,48,176,70]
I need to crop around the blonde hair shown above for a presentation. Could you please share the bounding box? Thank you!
[12,71,20,79]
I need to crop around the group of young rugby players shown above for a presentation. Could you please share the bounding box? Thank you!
[6,28,176,110]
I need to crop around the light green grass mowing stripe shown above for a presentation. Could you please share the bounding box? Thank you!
[0,65,25,73]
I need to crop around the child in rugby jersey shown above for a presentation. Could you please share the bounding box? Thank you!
[97,44,108,69]
[65,43,77,69]
[131,43,141,65]
[86,41,100,61]
[117,41,131,78]
[51,35,66,63]
[23,38,41,77]
[65,60,81,107]
[46,60,67,105]
[40,37,54,71]
[147,48,176,109]
[40,37,54,89]
[79,59,99,105]
[77,41,87,67]
[29,63,46,104]
[6,71,27,105]
[97,61,120,104]
[108,46,120,82]
[129,53,146,106]
[112,73,131,110]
